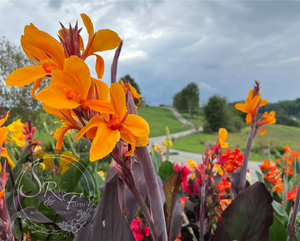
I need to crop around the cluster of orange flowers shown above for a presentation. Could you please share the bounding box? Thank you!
[260,159,283,193]
[5,14,149,161]
[260,146,300,195]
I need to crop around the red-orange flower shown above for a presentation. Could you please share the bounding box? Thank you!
[272,181,283,193]
[287,185,298,200]
[259,159,274,171]
[217,177,231,191]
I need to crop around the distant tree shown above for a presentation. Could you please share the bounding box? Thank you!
[173,82,200,119]
[119,74,141,105]
[204,95,243,133]
[0,36,48,127]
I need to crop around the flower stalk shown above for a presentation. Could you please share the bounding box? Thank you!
[287,181,300,241]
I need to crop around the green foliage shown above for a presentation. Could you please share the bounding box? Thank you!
[119,74,141,105]
[158,161,175,182]
[204,95,244,133]
[173,82,200,118]
[259,98,300,117]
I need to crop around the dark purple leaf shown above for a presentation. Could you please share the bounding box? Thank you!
[9,191,31,217]
[125,161,148,223]
[74,173,135,241]
[214,182,273,241]
[163,171,182,241]
[169,196,183,241]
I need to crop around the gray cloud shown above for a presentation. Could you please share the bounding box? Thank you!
[0,0,299,106]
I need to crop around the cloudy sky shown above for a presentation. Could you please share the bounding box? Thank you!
[1,0,299,107]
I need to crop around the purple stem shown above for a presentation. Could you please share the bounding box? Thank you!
[287,181,300,241]
[111,40,123,84]
[239,128,254,190]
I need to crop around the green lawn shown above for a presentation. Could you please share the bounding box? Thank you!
[172,124,300,161]
[180,113,204,127]
[137,106,191,137]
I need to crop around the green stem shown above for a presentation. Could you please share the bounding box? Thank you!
[66,132,79,157]
[43,122,55,150]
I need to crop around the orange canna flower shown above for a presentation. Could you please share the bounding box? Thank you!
[272,181,283,193]
[42,103,82,153]
[6,23,65,97]
[36,56,113,114]
[213,164,224,176]
[257,112,276,135]
[0,112,15,167]
[265,166,281,184]
[6,14,121,96]
[218,128,228,148]
[235,89,268,124]
[75,83,149,161]
[120,80,142,105]
[259,159,274,171]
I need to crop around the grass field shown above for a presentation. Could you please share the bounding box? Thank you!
[172,124,300,161]
[137,106,191,137]
[180,113,204,127]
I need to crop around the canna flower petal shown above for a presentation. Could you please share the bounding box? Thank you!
[75,115,104,141]
[62,56,91,99]
[125,115,149,137]
[120,132,148,147]
[31,78,43,98]
[80,13,94,43]
[246,113,252,124]
[90,123,120,161]
[213,164,224,176]
[219,128,227,141]
[235,103,247,113]
[42,103,76,127]
[0,127,9,147]
[94,54,105,79]
[1,148,15,167]
[22,27,65,68]
[259,127,267,136]
[188,159,197,169]
[0,189,5,199]
[93,79,110,101]
[54,125,72,154]
[5,64,48,87]
[87,29,121,57]
[21,25,49,61]
[110,83,127,120]
[260,99,268,106]
[0,111,9,127]
[36,85,81,109]
[84,100,114,114]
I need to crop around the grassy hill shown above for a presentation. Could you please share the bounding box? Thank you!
[137,106,191,137]
[172,124,300,161]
